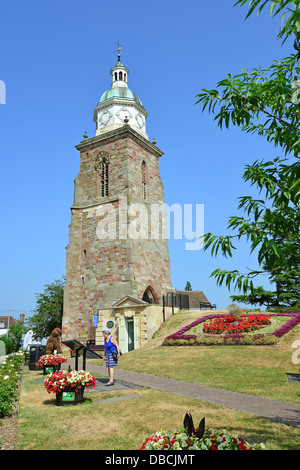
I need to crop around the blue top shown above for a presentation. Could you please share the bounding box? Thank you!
[104,336,117,353]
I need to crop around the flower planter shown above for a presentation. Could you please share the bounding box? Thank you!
[37,354,68,372]
[55,386,85,406]
[42,364,61,375]
[44,369,96,405]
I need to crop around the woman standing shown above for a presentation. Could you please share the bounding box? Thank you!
[102,327,120,386]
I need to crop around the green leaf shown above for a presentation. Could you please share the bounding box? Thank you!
[269,2,276,17]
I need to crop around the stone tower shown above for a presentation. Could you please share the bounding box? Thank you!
[62,52,173,350]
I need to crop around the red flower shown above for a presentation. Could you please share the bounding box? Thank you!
[239,442,247,450]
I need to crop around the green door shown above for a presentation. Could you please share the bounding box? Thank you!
[127,320,134,352]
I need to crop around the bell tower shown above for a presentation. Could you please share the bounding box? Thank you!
[62,50,173,345]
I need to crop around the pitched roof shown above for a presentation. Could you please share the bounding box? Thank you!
[175,290,209,308]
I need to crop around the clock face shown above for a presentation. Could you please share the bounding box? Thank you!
[98,110,112,127]
[116,107,132,123]
[135,113,144,129]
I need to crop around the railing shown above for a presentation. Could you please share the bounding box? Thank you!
[162,292,190,320]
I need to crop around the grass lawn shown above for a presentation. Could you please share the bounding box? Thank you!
[15,309,300,450]
[16,368,300,450]
[112,310,300,404]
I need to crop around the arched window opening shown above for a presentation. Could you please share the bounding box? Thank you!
[142,285,158,304]
[114,72,117,81]
[95,152,109,198]
[119,71,123,80]
[141,161,146,200]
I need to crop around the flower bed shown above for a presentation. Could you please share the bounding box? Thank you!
[163,312,300,346]
[141,414,265,450]
[203,314,271,334]
[141,427,264,450]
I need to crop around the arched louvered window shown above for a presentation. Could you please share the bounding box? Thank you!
[95,152,109,197]
[141,161,146,200]
[101,158,109,197]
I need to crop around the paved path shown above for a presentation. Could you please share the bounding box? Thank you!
[63,360,300,428]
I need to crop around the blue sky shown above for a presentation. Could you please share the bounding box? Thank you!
[0,1,294,321]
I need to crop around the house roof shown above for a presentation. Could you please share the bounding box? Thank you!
[175,290,209,308]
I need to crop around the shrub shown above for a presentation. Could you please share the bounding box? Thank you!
[226,303,249,316]
[0,351,24,418]
[0,322,26,354]
[269,301,300,313]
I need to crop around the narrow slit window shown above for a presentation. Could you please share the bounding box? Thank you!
[101,159,109,197]
[141,161,146,200]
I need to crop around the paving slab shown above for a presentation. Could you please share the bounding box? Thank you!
[85,377,141,393]
[91,394,141,404]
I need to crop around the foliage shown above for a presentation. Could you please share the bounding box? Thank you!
[227,303,249,314]
[0,321,27,355]
[196,1,300,307]
[28,277,64,340]
[234,0,300,45]
[0,352,24,418]
[140,426,265,450]
[269,299,300,312]
[185,281,192,291]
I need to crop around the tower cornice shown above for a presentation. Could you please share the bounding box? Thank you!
[75,124,163,158]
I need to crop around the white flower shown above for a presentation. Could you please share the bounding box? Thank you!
[4,375,9,380]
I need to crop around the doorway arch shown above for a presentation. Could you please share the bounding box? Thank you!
[142,285,159,304]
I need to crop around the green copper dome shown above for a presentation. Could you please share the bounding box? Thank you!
[99,87,143,106]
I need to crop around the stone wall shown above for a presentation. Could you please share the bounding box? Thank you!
[96,304,175,352]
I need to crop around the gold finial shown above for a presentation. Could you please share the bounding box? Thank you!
[152,138,157,145]
[83,131,88,139]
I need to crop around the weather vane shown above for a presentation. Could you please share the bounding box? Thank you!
[114,41,123,62]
